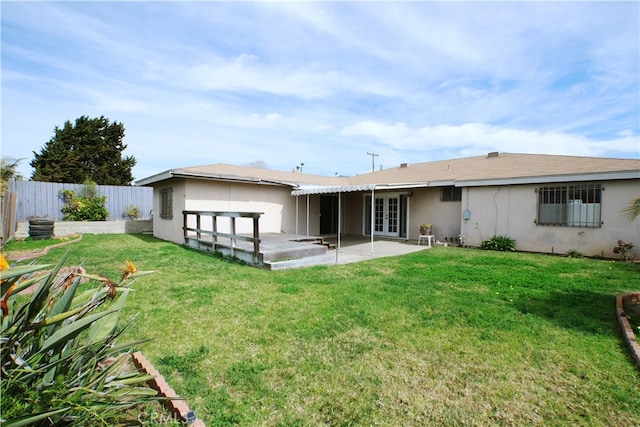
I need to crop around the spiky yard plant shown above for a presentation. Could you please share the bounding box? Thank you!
[480,234,517,252]
[1,252,159,426]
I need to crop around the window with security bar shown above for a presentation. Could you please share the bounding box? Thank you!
[537,183,602,227]
[440,186,462,202]
[160,187,173,219]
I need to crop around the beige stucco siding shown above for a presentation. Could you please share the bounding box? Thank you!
[463,185,534,249]
[152,180,299,245]
[343,193,363,235]
[184,180,296,235]
[599,180,640,257]
[462,180,640,258]
[407,188,462,242]
[152,178,186,244]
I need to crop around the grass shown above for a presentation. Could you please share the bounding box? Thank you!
[4,234,640,426]
[3,234,81,252]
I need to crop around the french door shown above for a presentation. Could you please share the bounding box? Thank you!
[375,196,399,236]
[365,194,407,238]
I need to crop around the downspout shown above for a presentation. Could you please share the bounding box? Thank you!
[463,187,470,244]
[295,195,299,236]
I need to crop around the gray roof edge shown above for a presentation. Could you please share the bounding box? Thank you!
[135,170,175,186]
[135,170,295,187]
[456,170,640,187]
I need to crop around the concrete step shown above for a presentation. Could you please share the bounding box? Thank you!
[264,253,337,270]
[261,243,327,262]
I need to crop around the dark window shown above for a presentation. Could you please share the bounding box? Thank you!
[537,183,601,227]
[160,187,173,219]
[440,186,462,202]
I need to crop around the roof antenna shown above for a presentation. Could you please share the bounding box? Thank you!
[367,152,379,172]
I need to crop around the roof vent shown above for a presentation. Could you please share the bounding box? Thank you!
[487,151,499,158]
[400,163,409,168]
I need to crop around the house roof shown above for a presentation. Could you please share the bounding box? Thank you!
[135,163,349,187]
[136,153,640,194]
[347,153,640,186]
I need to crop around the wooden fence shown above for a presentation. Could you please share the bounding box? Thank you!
[9,181,153,222]
[1,190,18,244]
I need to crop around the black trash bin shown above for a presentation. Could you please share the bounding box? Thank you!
[28,217,55,240]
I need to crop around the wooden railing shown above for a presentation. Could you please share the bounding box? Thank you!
[183,211,263,265]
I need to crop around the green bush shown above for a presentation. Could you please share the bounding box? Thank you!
[0,252,160,425]
[60,181,109,221]
[480,235,516,252]
[566,249,584,258]
[123,205,140,220]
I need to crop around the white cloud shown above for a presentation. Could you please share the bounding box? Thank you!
[341,121,639,159]
[2,1,638,181]
[87,91,157,114]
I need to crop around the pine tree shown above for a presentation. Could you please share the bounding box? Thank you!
[30,116,137,185]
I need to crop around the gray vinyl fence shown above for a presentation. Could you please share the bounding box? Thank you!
[10,181,153,222]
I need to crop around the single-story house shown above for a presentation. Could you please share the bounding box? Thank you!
[136,152,640,259]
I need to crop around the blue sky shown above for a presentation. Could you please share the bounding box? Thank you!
[2,1,639,181]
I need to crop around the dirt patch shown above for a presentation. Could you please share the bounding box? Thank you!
[5,234,83,262]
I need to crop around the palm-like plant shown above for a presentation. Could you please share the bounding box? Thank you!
[621,197,640,223]
[1,251,159,426]
[1,158,24,193]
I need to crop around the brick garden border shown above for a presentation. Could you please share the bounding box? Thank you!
[133,352,205,426]
[616,292,640,370]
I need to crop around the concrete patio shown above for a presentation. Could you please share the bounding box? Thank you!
[184,231,433,269]
[260,234,431,270]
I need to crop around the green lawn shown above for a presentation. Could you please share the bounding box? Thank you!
[7,234,640,426]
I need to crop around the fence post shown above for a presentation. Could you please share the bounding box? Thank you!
[253,215,260,264]
[1,190,18,245]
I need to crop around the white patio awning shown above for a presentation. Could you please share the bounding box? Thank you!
[291,184,375,196]
[291,182,429,196]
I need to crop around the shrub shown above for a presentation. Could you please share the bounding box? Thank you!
[60,181,108,221]
[480,235,516,252]
[566,249,584,258]
[0,252,160,425]
[613,240,634,261]
[123,205,141,220]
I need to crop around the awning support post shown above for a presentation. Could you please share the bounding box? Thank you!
[306,194,310,236]
[371,187,375,254]
[336,191,342,264]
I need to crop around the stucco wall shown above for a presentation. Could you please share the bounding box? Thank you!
[152,178,186,244]
[462,180,640,258]
[153,179,304,244]
[343,193,363,235]
[407,188,462,242]
[183,180,296,234]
